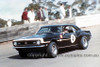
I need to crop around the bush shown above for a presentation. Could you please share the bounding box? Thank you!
[0,18,24,28]
[12,21,24,26]
[0,18,7,28]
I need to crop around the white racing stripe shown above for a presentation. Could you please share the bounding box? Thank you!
[13,38,50,43]
[57,38,70,41]
[13,38,71,44]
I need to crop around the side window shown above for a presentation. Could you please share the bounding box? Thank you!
[63,26,77,33]
[50,26,61,33]
[71,27,77,33]
[63,26,70,33]
[57,27,62,33]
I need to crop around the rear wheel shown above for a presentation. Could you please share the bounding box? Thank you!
[78,36,88,49]
[47,42,58,58]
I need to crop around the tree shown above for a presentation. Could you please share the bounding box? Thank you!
[27,3,40,10]
[72,0,90,15]
[0,18,7,28]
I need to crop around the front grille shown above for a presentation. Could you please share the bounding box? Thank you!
[17,41,37,45]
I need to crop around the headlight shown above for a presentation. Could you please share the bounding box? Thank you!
[36,40,41,45]
[13,42,17,46]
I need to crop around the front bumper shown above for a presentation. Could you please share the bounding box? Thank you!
[13,45,46,49]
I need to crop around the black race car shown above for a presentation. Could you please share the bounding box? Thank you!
[13,24,91,58]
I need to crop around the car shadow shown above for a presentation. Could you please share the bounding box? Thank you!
[8,52,48,59]
[8,46,80,59]
[8,54,43,59]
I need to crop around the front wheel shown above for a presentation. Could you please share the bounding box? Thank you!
[47,42,58,58]
[78,36,89,49]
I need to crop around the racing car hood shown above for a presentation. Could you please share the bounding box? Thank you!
[22,34,46,39]
[13,33,53,42]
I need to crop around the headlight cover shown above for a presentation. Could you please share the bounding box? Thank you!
[13,42,17,46]
[36,40,41,45]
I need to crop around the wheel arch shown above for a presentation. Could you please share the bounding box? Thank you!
[50,39,58,45]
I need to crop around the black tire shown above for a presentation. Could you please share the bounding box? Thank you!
[18,51,27,58]
[78,36,88,49]
[47,42,58,58]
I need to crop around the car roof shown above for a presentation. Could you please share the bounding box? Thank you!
[41,24,80,30]
[41,24,76,27]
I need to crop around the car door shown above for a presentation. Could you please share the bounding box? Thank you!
[61,26,77,47]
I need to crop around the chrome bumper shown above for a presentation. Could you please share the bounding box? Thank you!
[13,45,45,49]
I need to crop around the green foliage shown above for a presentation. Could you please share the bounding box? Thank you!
[0,18,24,28]
[72,0,90,15]
[0,18,7,28]
[47,2,58,8]
[27,3,40,10]
[12,21,24,26]
[72,0,83,6]
[80,1,90,12]
[65,5,70,9]
[54,12,60,19]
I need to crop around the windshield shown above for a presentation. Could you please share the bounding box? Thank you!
[37,26,62,34]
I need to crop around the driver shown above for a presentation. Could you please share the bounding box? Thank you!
[63,26,69,34]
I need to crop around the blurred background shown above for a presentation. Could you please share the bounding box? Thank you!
[0,0,100,27]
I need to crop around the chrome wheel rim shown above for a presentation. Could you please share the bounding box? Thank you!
[83,37,88,47]
[52,45,57,55]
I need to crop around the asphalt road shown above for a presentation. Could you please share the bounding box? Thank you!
[0,25,100,67]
